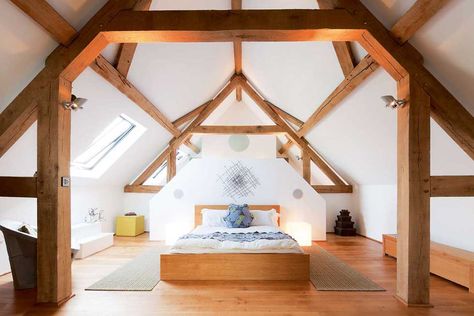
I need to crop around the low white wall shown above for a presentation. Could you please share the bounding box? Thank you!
[355,184,474,252]
[149,158,327,240]
[71,185,123,233]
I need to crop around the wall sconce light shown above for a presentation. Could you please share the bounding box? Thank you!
[381,95,406,109]
[62,94,87,111]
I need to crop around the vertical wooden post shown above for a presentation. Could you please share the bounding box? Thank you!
[37,77,72,304]
[396,75,431,306]
[167,148,177,182]
[302,150,311,184]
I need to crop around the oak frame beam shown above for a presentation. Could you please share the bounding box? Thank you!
[124,185,162,193]
[302,150,311,184]
[131,146,172,186]
[312,185,353,193]
[317,0,356,77]
[173,101,210,127]
[391,0,451,44]
[114,0,153,77]
[396,75,431,306]
[298,54,379,137]
[192,125,285,135]
[0,177,37,198]
[102,9,364,43]
[167,148,177,183]
[36,76,72,304]
[266,101,304,128]
[10,0,77,46]
[430,176,474,197]
[232,0,243,101]
[90,55,198,154]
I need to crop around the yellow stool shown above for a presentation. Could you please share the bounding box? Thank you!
[115,215,145,237]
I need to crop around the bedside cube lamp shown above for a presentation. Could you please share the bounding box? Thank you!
[286,222,312,246]
[165,222,193,246]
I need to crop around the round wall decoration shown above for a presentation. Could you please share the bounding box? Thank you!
[173,189,184,199]
[292,189,303,199]
[228,134,250,152]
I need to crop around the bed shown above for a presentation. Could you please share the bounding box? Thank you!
[160,205,310,281]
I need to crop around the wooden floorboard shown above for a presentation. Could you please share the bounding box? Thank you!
[0,234,473,315]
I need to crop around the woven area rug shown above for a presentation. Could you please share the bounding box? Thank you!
[310,246,384,291]
[86,247,161,291]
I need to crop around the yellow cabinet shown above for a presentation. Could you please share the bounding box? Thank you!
[115,215,145,237]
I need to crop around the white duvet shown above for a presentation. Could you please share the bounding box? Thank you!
[170,225,303,254]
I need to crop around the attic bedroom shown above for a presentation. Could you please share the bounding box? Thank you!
[0,0,473,315]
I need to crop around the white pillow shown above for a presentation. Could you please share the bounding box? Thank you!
[201,209,228,227]
[250,210,279,227]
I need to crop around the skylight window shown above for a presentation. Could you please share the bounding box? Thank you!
[144,150,193,185]
[71,114,146,178]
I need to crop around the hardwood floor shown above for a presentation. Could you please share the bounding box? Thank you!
[1,234,473,315]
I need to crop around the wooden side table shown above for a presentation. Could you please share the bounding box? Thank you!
[116,215,145,237]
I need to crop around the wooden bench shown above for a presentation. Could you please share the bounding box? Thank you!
[382,234,474,293]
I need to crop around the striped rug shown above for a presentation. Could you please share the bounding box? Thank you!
[310,246,385,291]
[86,247,161,291]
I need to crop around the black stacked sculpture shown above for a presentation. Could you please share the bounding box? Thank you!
[334,209,356,236]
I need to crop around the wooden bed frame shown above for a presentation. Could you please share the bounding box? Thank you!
[160,205,310,281]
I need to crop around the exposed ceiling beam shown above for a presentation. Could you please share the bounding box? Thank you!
[90,55,177,135]
[89,55,199,154]
[114,0,153,77]
[238,76,346,185]
[232,0,243,101]
[173,101,210,127]
[192,125,285,135]
[266,101,304,128]
[331,41,357,77]
[317,0,356,77]
[298,55,379,136]
[0,176,37,198]
[124,184,162,193]
[10,0,77,46]
[391,0,452,44]
[312,184,353,193]
[131,146,173,186]
[430,176,474,197]
[103,10,364,43]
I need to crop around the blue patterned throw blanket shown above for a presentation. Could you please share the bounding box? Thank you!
[178,231,296,243]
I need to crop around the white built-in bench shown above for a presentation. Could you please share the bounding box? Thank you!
[383,234,474,293]
[71,222,114,259]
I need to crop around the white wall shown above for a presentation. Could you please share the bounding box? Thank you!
[149,158,327,240]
